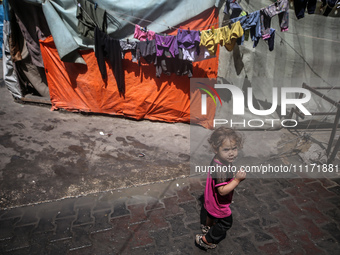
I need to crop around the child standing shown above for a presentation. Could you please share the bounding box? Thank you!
[196,127,246,249]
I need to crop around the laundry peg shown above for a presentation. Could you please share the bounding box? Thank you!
[187,27,190,32]
[211,26,215,33]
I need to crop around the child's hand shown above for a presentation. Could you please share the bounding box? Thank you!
[235,167,246,182]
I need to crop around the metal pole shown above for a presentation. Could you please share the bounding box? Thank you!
[327,134,340,164]
[326,107,340,157]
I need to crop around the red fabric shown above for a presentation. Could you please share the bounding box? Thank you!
[39,7,218,128]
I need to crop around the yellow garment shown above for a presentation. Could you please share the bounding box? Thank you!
[221,21,244,51]
[200,27,222,55]
[200,21,244,54]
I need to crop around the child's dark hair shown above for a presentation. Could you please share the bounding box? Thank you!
[208,127,243,150]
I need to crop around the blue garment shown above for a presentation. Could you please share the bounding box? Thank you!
[230,10,261,47]
[224,0,243,19]
[3,0,10,21]
[0,3,4,58]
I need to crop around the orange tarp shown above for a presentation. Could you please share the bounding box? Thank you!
[40,7,218,128]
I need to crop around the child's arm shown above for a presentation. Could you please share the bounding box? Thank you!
[217,169,246,196]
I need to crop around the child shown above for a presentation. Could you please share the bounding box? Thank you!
[196,127,246,249]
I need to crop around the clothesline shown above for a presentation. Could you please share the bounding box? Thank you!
[105,8,221,32]
[78,1,338,96]
[77,0,338,43]
[284,31,340,44]
[77,0,220,33]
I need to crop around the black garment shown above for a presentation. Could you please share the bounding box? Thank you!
[205,212,233,244]
[253,28,275,51]
[155,48,193,78]
[266,29,275,52]
[224,0,243,19]
[77,0,107,38]
[293,0,317,19]
[136,39,157,65]
[321,0,337,16]
[94,26,125,95]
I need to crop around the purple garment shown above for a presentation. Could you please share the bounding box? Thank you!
[176,29,200,49]
[155,34,179,58]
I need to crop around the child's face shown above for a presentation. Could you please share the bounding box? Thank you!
[214,138,238,163]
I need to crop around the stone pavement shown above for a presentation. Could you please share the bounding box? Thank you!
[1,172,340,255]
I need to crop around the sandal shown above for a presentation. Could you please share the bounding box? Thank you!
[195,234,217,249]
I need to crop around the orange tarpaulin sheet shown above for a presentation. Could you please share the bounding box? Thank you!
[40,7,218,128]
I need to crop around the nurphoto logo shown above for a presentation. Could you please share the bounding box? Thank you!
[191,78,312,128]
[197,82,223,115]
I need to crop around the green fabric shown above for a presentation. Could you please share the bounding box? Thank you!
[76,0,107,39]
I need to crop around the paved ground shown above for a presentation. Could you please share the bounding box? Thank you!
[0,169,340,254]
[0,83,190,209]
[1,62,340,254]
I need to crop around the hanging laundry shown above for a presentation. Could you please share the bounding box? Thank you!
[320,0,338,16]
[221,21,244,51]
[136,39,157,65]
[155,49,193,78]
[266,28,276,51]
[260,0,289,39]
[120,39,138,62]
[230,10,261,47]
[155,34,179,58]
[200,21,243,54]
[254,28,275,51]
[200,27,221,55]
[94,26,125,95]
[76,0,107,39]
[155,34,192,78]
[176,29,200,61]
[192,46,216,62]
[224,0,243,19]
[134,25,156,41]
[293,0,317,19]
